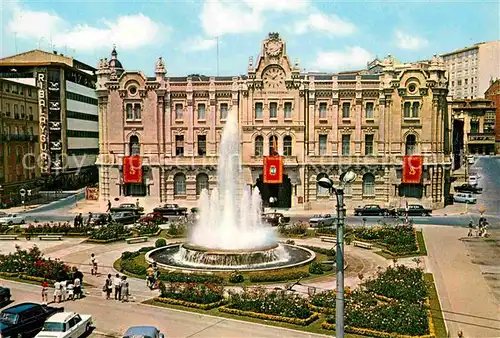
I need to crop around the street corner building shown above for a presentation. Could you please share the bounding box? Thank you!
[96,33,452,210]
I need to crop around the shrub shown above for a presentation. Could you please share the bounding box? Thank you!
[350,224,418,255]
[301,245,335,257]
[121,251,140,260]
[229,270,244,283]
[285,239,295,245]
[249,270,309,283]
[278,222,308,236]
[135,223,160,236]
[119,258,147,276]
[309,262,324,274]
[167,221,187,237]
[155,238,167,248]
[25,222,90,234]
[138,246,155,253]
[0,224,10,234]
[158,271,223,284]
[320,263,333,272]
[90,222,129,240]
[159,282,224,304]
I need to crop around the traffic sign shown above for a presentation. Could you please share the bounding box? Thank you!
[19,189,26,197]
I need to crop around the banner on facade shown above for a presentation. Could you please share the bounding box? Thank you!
[263,156,283,184]
[402,155,423,184]
[123,156,143,183]
[85,187,99,200]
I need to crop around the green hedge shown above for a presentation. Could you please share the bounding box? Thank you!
[249,270,309,283]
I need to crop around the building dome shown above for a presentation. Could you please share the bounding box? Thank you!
[109,46,123,69]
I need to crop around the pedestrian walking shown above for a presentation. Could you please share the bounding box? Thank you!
[121,276,129,302]
[468,221,473,237]
[73,215,79,228]
[41,279,49,304]
[60,279,67,302]
[146,264,154,289]
[78,213,83,227]
[66,282,74,301]
[90,253,98,276]
[74,276,81,300]
[87,212,92,226]
[105,274,113,299]
[53,280,62,303]
[113,273,122,300]
[106,200,112,212]
[135,199,140,209]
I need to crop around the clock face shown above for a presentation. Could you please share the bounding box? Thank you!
[263,67,285,89]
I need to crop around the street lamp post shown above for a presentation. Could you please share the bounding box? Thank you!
[317,171,357,338]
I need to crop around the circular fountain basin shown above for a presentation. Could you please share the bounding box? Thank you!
[146,243,316,272]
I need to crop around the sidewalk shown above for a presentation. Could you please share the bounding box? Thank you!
[423,226,500,337]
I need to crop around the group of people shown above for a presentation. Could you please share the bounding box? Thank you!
[146,263,160,290]
[467,216,489,237]
[41,268,84,304]
[103,273,130,302]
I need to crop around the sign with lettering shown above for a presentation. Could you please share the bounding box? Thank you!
[37,71,50,174]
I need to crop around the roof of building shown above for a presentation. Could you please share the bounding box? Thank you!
[0,49,96,72]
[439,41,498,57]
[0,77,36,87]
[45,312,77,323]
[109,46,123,69]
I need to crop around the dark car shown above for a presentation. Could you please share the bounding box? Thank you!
[0,286,11,306]
[123,325,164,338]
[153,204,188,216]
[454,184,483,194]
[110,203,144,214]
[111,211,139,225]
[138,212,168,223]
[397,204,432,216]
[0,302,64,337]
[354,204,393,216]
[262,212,290,226]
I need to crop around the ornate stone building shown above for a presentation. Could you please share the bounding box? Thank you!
[96,33,452,210]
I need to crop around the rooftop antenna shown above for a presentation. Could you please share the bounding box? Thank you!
[216,36,220,76]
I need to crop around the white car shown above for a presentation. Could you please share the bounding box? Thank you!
[453,193,477,204]
[0,213,26,225]
[35,312,92,338]
[468,175,478,186]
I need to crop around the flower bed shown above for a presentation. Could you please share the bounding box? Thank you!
[248,270,309,283]
[89,223,131,242]
[156,282,225,309]
[135,223,161,236]
[25,223,91,235]
[309,289,378,314]
[224,287,316,325]
[349,224,419,256]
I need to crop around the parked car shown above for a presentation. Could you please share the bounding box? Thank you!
[354,205,393,216]
[0,214,26,225]
[110,203,144,214]
[454,183,482,194]
[138,212,168,223]
[123,326,164,338]
[262,212,290,226]
[309,214,336,227]
[453,193,477,204]
[35,312,92,338]
[0,286,11,306]
[397,204,432,216]
[0,302,64,337]
[153,204,188,216]
[468,176,478,186]
[89,213,109,227]
[111,211,139,225]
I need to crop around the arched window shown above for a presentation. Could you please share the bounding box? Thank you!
[254,135,264,156]
[173,173,186,196]
[316,173,330,197]
[269,135,278,155]
[196,173,209,195]
[405,134,417,155]
[283,135,292,156]
[129,135,140,156]
[362,173,375,196]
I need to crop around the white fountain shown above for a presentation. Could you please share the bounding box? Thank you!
[146,111,315,271]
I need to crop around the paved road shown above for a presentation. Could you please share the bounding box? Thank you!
[0,279,327,338]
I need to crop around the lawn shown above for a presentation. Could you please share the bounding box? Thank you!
[424,273,448,338]
[375,230,427,259]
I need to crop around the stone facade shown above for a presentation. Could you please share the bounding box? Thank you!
[485,79,500,152]
[96,33,452,211]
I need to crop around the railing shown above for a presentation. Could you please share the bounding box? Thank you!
[4,134,37,142]
[468,132,495,142]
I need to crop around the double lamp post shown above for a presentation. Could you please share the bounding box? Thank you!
[317,171,357,338]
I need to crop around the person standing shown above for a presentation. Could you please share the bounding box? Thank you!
[74,276,81,300]
[41,279,49,304]
[87,212,93,226]
[146,264,154,289]
[78,213,83,227]
[73,215,79,228]
[135,199,140,209]
[90,253,98,276]
[106,200,112,212]
[60,279,67,302]
[468,221,474,237]
[106,274,113,299]
[113,273,122,300]
[121,276,129,302]
[53,280,62,303]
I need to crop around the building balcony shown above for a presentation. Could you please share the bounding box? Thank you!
[468,132,495,144]
[247,155,300,167]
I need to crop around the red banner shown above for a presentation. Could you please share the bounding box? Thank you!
[85,187,99,200]
[402,156,423,184]
[263,156,283,184]
[123,156,143,183]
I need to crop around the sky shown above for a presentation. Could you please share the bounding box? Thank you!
[1,0,499,76]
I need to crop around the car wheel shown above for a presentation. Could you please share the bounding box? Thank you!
[8,221,12,225]
[384,211,389,216]
[378,212,383,216]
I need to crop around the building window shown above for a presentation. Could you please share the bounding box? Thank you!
[197,135,206,156]
[4,83,9,92]
[342,102,350,118]
[14,104,18,116]
[28,88,32,97]
[317,173,330,197]
[284,102,292,119]
[254,135,264,156]
[365,134,374,155]
[5,103,10,114]
[470,121,479,133]
[126,104,133,119]
[220,103,228,120]
[283,135,292,156]
[465,79,468,85]
[319,102,327,118]
[269,102,278,119]
[174,173,186,196]
[134,104,141,119]
[196,173,209,196]
[457,79,462,85]
[175,103,183,120]
[197,103,206,120]
[362,173,375,196]
[405,134,417,155]
[21,105,25,116]
[28,106,32,116]
[269,135,278,155]
[129,135,140,156]
[404,102,411,117]
[319,134,328,155]
[411,102,419,117]
[255,102,263,119]
[365,102,374,118]
[342,135,350,156]
[175,135,184,156]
